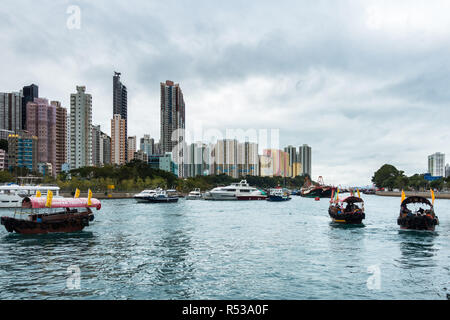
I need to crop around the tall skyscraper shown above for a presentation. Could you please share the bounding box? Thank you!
[22,84,39,130]
[299,144,312,177]
[70,86,93,169]
[92,125,102,167]
[0,91,23,132]
[26,98,56,176]
[237,142,259,177]
[111,114,126,165]
[284,145,298,177]
[428,152,445,177]
[127,136,136,162]
[445,164,450,178]
[213,139,238,178]
[113,72,127,160]
[160,80,185,176]
[53,101,67,175]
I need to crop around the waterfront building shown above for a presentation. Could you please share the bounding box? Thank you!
[53,101,67,175]
[446,164,450,178]
[111,114,126,165]
[259,149,290,177]
[140,134,154,156]
[7,132,38,172]
[213,139,238,178]
[66,116,70,170]
[22,84,39,130]
[92,125,102,167]
[237,142,259,177]
[284,145,297,177]
[160,80,185,177]
[148,152,178,175]
[0,149,7,170]
[292,162,302,177]
[113,72,127,160]
[428,152,445,177]
[70,86,92,169]
[299,144,312,177]
[0,91,23,132]
[127,136,136,162]
[187,142,212,177]
[26,98,56,176]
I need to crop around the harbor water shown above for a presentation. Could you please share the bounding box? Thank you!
[0,195,449,300]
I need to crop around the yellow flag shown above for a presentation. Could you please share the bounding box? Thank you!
[45,190,53,208]
[87,189,92,206]
[430,189,435,205]
[36,190,41,198]
[337,188,340,201]
[357,189,361,198]
[74,188,80,198]
[401,190,406,203]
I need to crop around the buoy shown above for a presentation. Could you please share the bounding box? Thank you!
[315,197,320,201]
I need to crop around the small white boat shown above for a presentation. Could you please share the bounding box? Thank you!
[0,184,61,208]
[186,188,202,200]
[133,188,160,202]
[203,180,262,201]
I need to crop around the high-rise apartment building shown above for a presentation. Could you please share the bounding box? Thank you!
[8,132,38,172]
[22,84,38,130]
[237,142,259,177]
[140,134,154,156]
[113,72,127,160]
[445,164,450,178]
[428,152,445,177]
[0,91,23,132]
[127,136,136,162]
[0,149,7,170]
[26,98,56,176]
[100,132,111,166]
[259,149,290,177]
[160,80,185,176]
[53,101,67,175]
[70,86,92,169]
[299,144,312,177]
[111,114,126,165]
[92,125,102,167]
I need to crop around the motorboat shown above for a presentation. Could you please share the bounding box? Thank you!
[133,188,160,202]
[143,189,179,203]
[186,188,203,200]
[398,196,439,231]
[0,196,101,234]
[203,180,263,200]
[0,184,61,208]
[267,188,291,201]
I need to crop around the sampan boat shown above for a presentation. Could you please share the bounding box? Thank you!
[397,196,439,231]
[0,197,101,235]
[328,196,365,224]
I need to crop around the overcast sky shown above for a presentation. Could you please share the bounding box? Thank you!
[1,0,449,185]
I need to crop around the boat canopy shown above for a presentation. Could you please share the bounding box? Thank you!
[401,196,432,207]
[341,196,364,204]
[22,197,101,210]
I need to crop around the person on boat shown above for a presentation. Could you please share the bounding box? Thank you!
[22,197,32,209]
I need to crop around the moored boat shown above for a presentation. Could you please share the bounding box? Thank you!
[143,189,179,203]
[267,188,291,201]
[0,196,101,235]
[300,176,335,198]
[0,184,61,208]
[203,180,263,201]
[328,195,365,224]
[133,188,161,202]
[186,188,203,200]
[397,194,439,231]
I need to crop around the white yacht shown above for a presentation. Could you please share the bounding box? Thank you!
[0,184,61,208]
[186,188,202,200]
[203,180,263,200]
[133,188,161,202]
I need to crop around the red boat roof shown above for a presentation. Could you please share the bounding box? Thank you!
[23,197,101,210]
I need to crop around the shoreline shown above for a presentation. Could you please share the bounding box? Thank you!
[376,191,450,200]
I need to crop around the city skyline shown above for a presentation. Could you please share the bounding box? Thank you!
[1,1,450,185]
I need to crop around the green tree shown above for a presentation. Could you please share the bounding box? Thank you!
[372,164,400,188]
